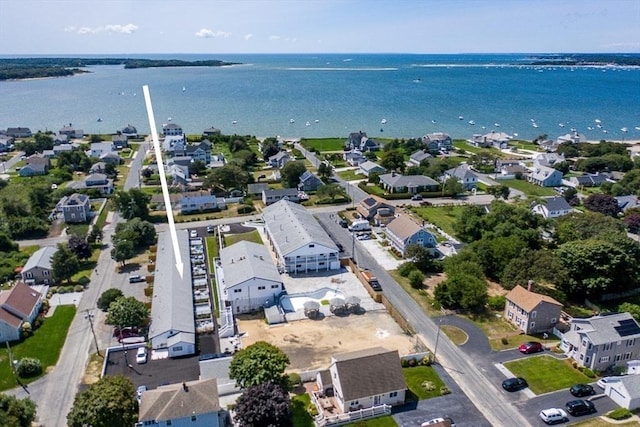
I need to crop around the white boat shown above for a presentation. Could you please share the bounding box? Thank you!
[431,119,437,124]
[530,118,536,122]
[458,115,464,120]
[182,86,186,92]
[635,127,640,131]
[96,117,102,122]
[167,117,172,121]
[468,120,475,125]
[532,123,539,128]
[621,127,628,133]
[289,118,295,124]
[315,119,319,123]
[595,119,602,123]
[381,118,387,124]
[513,133,519,137]
[232,120,238,125]
[306,121,311,126]
[587,126,593,130]
[559,123,565,127]
[494,123,500,127]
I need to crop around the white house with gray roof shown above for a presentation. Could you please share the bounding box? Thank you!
[21,246,57,285]
[148,230,195,358]
[560,312,640,372]
[527,165,563,187]
[263,200,339,274]
[219,241,284,314]
[604,375,640,410]
[532,196,573,218]
[443,165,478,190]
[379,173,439,194]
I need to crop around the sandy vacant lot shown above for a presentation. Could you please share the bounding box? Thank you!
[237,311,418,371]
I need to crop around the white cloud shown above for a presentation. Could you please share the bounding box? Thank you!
[244,33,253,41]
[269,35,281,41]
[64,24,138,35]
[195,28,231,38]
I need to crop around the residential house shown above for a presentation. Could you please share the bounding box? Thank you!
[121,124,138,138]
[467,131,511,149]
[527,165,563,187]
[570,173,609,188]
[168,164,190,188]
[162,123,183,136]
[409,149,432,166]
[346,131,380,152]
[496,164,528,180]
[268,151,293,168]
[18,164,47,177]
[604,375,640,410]
[532,196,573,219]
[21,246,57,285]
[26,154,51,170]
[219,241,284,313]
[299,171,324,192]
[0,283,43,343]
[59,124,84,139]
[358,161,385,177]
[57,193,91,223]
[504,285,563,334]
[138,379,227,427]
[186,142,212,164]
[557,131,585,144]
[379,173,439,194]
[99,151,121,165]
[422,132,452,152]
[203,126,221,137]
[89,162,106,174]
[53,134,69,145]
[538,139,561,152]
[167,156,192,169]
[111,134,128,150]
[262,188,299,205]
[534,153,566,167]
[385,215,436,256]
[627,145,640,160]
[5,127,32,138]
[180,192,219,214]
[53,144,74,157]
[343,150,367,167]
[316,347,406,413]
[560,312,640,371]
[443,165,478,190]
[89,142,114,158]
[356,195,396,226]
[263,200,340,273]
[247,183,270,198]
[71,173,114,194]
[163,135,187,152]
[616,195,640,213]
[210,153,226,168]
[0,135,14,152]
[149,231,196,357]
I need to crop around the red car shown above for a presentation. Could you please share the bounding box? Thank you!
[113,327,139,340]
[519,341,544,354]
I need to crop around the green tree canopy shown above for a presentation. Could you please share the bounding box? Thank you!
[583,193,621,217]
[0,394,36,427]
[111,188,151,219]
[110,239,134,266]
[280,161,307,188]
[554,211,625,244]
[68,235,92,260]
[229,341,290,390]
[233,382,292,427]
[380,148,406,173]
[51,243,80,283]
[203,164,251,192]
[106,296,149,328]
[442,177,465,197]
[317,162,333,181]
[67,375,137,427]
[618,303,640,322]
[501,249,569,293]
[113,217,156,248]
[316,183,346,201]
[97,288,124,311]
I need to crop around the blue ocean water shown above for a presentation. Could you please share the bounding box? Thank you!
[1,53,639,141]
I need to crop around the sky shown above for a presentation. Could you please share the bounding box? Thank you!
[0,0,639,55]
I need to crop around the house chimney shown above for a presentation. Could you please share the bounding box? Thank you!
[527,280,534,292]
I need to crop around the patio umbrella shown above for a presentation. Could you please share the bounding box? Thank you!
[303,300,320,311]
[330,298,346,309]
[345,296,360,308]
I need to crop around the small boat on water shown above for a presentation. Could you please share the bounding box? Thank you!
[494,123,500,127]
[458,115,464,120]
[413,78,422,83]
[232,120,238,125]
[559,123,565,127]
[182,86,186,92]
[431,119,437,124]
[587,127,594,130]
[468,120,475,125]
[595,119,602,123]
[96,117,102,122]
[167,117,172,121]
[289,118,295,124]
[381,118,387,124]
[315,119,319,123]
[306,121,311,126]
[635,126,640,131]
[621,127,628,133]
[532,123,539,128]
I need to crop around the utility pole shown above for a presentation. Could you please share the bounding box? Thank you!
[433,319,443,364]
[84,309,102,357]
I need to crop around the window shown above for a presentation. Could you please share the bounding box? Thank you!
[233,289,242,293]
[624,352,632,360]
[173,346,182,352]
[551,318,557,323]
[389,391,397,397]
[43,271,49,276]
[508,312,513,320]
[600,356,610,363]
[309,244,315,248]
[258,286,265,290]
[603,343,612,351]
[627,339,635,347]
[271,284,280,289]
[585,356,590,364]
[531,311,537,319]
[167,421,172,426]
[530,322,535,330]
[615,354,621,362]
[579,353,584,361]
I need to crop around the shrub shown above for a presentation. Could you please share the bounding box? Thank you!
[407,358,417,367]
[307,403,318,417]
[237,205,255,215]
[288,372,302,387]
[398,262,417,277]
[97,288,124,311]
[17,357,43,378]
[77,275,91,286]
[401,358,410,368]
[421,381,435,391]
[572,361,578,369]
[607,408,632,420]
[420,356,431,366]
[487,295,506,311]
[501,337,509,345]
[583,368,596,378]
[74,285,84,292]
[440,386,451,395]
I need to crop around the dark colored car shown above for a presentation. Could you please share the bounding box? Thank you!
[570,383,595,397]
[339,219,348,228]
[113,326,139,339]
[565,399,596,416]
[336,243,344,252]
[518,341,544,354]
[502,377,528,392]
[129,274,144,283]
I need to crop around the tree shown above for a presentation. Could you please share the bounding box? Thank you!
[618,303,640,322]
[404,244,437,273]
[434,256,488,312]
[111,188,151,219]
[316,183,346,201]
[442,177,464,197]
[188,160,207,176]
[317,162,333,181]
[68,235,92,260]
[583,194,620,217]
[380,149,405,173]
[486,185,510,200]
[51,243,80,283]
[113,218,156,248]
[554,211,625,244]
[453,205,487,243]
[563,187,579,205]
[67,375,137,427]
[408,269,425,289]
[280,161,307,188]
[0,393,36,427]
[87,227,103,244]
[624,213,640,233]
[97,288,124,311]
[106,296,149,328]
[203,164,250,192]
[501,249,569,292]
[0,231,18,252]
[262,142,280,161]
[233,382,291,427]
[229,341,290,390]
[110,239,134,266]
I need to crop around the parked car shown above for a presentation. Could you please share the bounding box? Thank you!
[518,341,544,354]
[113,326,139,338]
[129,274,144,283]
[570,383,595,397]
[539,408,569,425]
[411,194,423,201]
[502,377,528,392]
[189,230,198,238]
[596,376,623,389]
[339,219,348,228]
[115,327,140,342]
[565,399,596,416]
[421,417,455,427]
[206,225,215,233]
[136,346,148,364]
[136,385,147,402]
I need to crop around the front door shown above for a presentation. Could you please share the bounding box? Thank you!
[373,395,380,405]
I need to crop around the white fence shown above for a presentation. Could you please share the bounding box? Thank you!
[314,404,392,427]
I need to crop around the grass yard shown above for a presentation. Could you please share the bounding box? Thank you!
[346,416,398,427]
[509,140,540,151]
[291,393,314,427]
[403,365,447,400]
[388,270,440,317]
[300,137,346,152]
[441,325,468,345]
[503,355,592,394]
[223,230,263,246]
[500,179,557,197]
[410,205,465,238]
[0,305,76,391]
[571,418,640,427]
[338,169,363,181]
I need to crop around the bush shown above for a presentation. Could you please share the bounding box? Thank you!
[420,356,431,366]
[237,205,255,215]
[74,284,84,292]
[487,295,506,311]
[407,358,417,367]
[408,270,426,289]
[307,403,318,417]
[97,288,124,311]
[501,337,509,345]
[288,372,302,388]
[17,357,43,378]
[398,262,417,277]
[607,408,632,420]
[440,386,451,395]
[583,368,596,378]
[401,358,410,368]
[77,275,91,286]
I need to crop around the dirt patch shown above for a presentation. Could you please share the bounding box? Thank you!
[82,354,104,385]
[422,273,446,297]
[486,280,508,297]
[237,311,417,371]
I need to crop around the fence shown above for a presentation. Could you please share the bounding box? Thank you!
[314,404,392,427]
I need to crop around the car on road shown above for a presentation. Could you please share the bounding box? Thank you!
[411,194,423,201]
[539,408,569,425]
[336,243,344,252]
[189,230,198,238]
[129,274,144,283]
[596,376,623,390]
[136,385,147,402]
[206,225,215,233]
[570,383,595,397]
[518,341,544,354]
[339,219,348,228]
[135,346,148,364]
[421,417,455,427]
[565,399,596,416]
[502,377,528,392]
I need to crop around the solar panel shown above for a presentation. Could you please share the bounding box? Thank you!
[614,319,640,337]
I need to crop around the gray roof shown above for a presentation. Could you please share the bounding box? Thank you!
[247,183,270,194]
[445,165,477,181]
[22,246,56,272]
[332,347,406,401]
[530,165,561,182]
[616,195,640,212]
[220,241,282,289]
[618,375,640,397]
[409,150,432,163]
[149,230,195,340]
[379,173,439,188]
[537,196,572,212]
[139,378,220,422]
[262,200,338,256]
[574,313,640,346]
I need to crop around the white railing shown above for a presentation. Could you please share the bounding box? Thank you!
[314,404,391,427]
[218,307,235,338]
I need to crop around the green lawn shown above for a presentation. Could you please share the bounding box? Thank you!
[300,137,346,152]
[503,355,592,394]
[500,179,557,197]
[291,394,314,427]
[509,140,540,151]
[338,169,363,181]
[410,205,465,238]
[346,416,398,427]
[223,230,263,246]
[0,305,76,390]
[403,365,446,399]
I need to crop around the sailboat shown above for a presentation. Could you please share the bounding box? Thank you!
[182,86,186,92]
